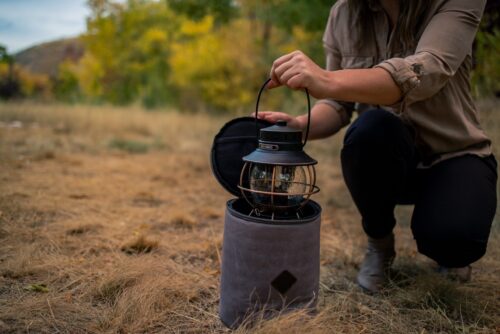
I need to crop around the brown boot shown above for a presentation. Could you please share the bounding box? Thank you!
[357,233,396,293]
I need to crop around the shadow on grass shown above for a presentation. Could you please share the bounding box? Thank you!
[387,260,495,331]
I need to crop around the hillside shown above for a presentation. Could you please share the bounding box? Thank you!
[14,37,84,78]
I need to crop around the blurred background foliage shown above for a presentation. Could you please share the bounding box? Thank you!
[472,0,500,97]
[0,0,499,112]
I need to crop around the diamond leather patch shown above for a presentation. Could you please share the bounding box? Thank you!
[271,270,297,295]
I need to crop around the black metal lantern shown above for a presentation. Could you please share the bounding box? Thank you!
[238,79,319,218]
[210,79,322,329]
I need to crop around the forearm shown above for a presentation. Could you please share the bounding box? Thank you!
[269,50,402,105]
[295,103,343,140]
[323,67,402,106]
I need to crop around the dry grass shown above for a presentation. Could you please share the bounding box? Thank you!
[0,100,499,333]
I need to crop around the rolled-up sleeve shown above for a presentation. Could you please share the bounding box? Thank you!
[316,3,355,127]
[375,0,486,104]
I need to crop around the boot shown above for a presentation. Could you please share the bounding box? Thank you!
[357,233,395,293]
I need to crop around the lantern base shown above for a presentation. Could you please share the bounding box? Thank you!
[229,197,319,222]
[220,198,321,329]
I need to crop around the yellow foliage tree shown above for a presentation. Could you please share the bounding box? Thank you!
[0,63,52,100]
[82,0,178,107]
[170,16,268,112]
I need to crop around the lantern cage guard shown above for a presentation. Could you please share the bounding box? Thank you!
[238,161,320,220]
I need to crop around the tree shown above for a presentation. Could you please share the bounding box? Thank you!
[0,45,20,99]
[83,0,180,107]
[473,0,500,96]
[167,0,236,24]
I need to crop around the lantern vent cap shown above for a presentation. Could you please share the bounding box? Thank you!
[242,120,317,166]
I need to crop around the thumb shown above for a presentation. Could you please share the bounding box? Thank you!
[267,79,281,89]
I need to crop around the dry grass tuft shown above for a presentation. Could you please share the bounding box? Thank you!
[33,150,56,161]
[66,224,100,235]
[92,258,219,333]
[1,244,50,279]
[121,235,159,255]
[95,264,143,305]
[169,211,199,229]
[199,206,223,220]
[132,192,165,208]
[235,309,328,334]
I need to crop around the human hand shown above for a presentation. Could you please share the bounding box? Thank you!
[268,50,331,99]
[253,111,304,130]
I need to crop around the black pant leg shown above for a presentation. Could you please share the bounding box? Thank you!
[411,155,498,267]
[341,109,417,239]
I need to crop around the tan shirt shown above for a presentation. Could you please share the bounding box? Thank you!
[317,0,491,166]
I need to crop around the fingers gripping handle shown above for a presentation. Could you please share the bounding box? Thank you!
[255,78,312,148]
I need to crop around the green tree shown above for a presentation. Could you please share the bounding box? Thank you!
[473,0,500,96]
[78,0,341,110]
[0,45,20,99]
[237,0,334,63]
[167,0,236,24]
[83,0,179,107]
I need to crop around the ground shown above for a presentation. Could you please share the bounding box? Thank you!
[0,102,498,333]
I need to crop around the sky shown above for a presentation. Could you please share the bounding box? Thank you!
[0,0,90,54]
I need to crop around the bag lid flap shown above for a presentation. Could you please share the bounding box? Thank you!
[210,117,271,196]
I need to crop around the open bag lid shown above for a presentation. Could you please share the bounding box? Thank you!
[210,117,271,196]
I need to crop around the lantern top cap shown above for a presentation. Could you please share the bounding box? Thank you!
[242,121,317,166]
[259,120,301,135]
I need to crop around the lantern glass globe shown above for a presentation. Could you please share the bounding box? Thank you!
[249,163,307,212]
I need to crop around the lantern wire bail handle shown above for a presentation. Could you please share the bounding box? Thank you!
[255,78,311,148]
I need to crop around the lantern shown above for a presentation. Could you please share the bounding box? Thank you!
[211,79,322,329]
[238,119,319,218]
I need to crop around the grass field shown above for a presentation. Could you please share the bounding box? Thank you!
[0,101,499,333]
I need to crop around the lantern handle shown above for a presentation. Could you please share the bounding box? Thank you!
[255,78,311,148]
